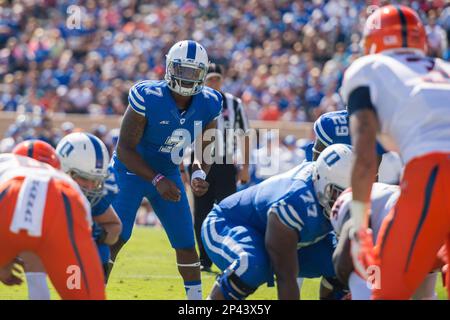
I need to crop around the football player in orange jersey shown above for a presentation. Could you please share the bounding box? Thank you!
[341,5,450,299]
[12,139,62,299]
[0,154,106,299]
[11,136,121,299]
[331,184,445,299]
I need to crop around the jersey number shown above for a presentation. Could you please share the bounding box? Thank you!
[422,69,450,84]
[331,116,349,136]
[144,87,163,97]
[335,126,349,136]
[202,89,219,101]
[159,132,186,153]
[407,56,450,84]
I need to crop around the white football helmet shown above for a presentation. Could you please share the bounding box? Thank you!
[312,144,353,218]
[165,40,209,96]
[56,132,110,206]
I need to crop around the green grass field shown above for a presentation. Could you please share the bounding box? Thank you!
[0,226,446,300]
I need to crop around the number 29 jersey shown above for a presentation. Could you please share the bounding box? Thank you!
[314,110,386,155]
[118,80,222,175]
[340,51,450,164]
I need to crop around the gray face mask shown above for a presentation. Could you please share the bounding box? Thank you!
[80,183,104,207]
[170,62,205,82]
[70,170,106,207]
[318,183,344,219]
[166,60,207,96]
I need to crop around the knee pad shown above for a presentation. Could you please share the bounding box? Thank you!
[216,268,256,300]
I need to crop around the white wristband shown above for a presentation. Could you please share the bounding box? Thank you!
[191,169,207,182]
[350,200,369,230]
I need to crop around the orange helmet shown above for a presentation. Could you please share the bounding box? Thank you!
[363,5,427,55]
[12,140,61,169]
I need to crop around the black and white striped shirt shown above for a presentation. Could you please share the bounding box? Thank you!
[214,92,250,160]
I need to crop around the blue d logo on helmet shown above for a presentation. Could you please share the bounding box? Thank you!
[165,40,209,96]
[324,151,341,167]
[58,141,75,158]
[323,144,353,167]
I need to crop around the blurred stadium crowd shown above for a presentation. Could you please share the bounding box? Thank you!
[0,0,448,123]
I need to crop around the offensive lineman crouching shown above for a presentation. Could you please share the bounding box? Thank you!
[11,137,121,299]
[202,144,353,300]
[0,154,106,299]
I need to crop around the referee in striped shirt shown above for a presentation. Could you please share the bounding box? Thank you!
[187,63,250,271]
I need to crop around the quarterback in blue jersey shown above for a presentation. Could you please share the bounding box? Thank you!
[202,144,353,300]
[110,40,222,300]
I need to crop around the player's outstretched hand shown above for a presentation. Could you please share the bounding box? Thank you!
[156,177,181,202]
[191,178,209,197]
